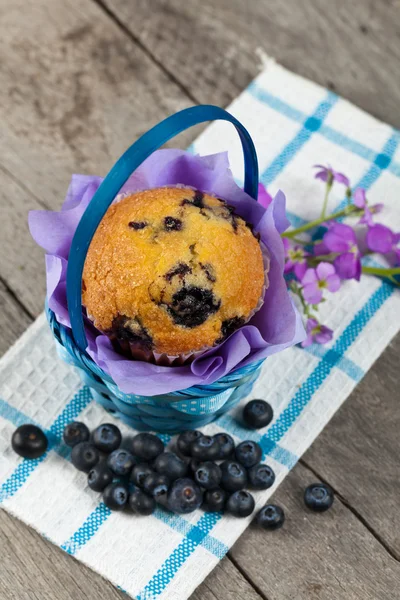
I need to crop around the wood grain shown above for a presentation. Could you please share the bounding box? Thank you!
[0,280,32,356]
[230,461,400,600]
[103,0,400,127]
[0,0,195,215]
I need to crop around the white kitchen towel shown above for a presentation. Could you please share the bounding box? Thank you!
[1,59,400,600]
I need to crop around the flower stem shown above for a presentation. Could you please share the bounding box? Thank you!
[362,266,400,286]
[321,182,332,219]
[282,206,360,239]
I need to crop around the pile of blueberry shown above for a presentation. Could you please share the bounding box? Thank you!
[11,399,334,527]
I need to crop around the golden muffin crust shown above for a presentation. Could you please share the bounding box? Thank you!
[82,187,265,355]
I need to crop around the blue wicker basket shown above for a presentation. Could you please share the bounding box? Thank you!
[46,105,265,433]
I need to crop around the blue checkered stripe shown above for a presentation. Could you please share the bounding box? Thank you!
[0,72,398,600]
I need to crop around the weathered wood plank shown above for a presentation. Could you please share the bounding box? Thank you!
[103,0,400,128]
[230,461,400,600]
[191,557,263,600]
[0,280,32,356]
[0,167,47,317]
[302,333,400,559]
[0,0,196,215]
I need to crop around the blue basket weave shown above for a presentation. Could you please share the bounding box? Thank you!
[47,105,265,433]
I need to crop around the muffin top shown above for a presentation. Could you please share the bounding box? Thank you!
[82,187,266,355]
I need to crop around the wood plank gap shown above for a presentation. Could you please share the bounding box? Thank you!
[0,275,35,322]
[92,0,200,106]
[0,163,48,211]
[227,552,271,600]
[300,457,400,563]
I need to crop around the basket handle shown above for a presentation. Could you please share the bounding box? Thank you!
[67,104,259,352]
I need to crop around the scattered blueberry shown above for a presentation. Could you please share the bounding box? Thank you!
[12,424,48,459]
[87,462,114,492]
[256,504,285,530]
[220,460,247,492]
[71,442,100,472]
[243,399,273,429]
[190,435,221,461]
[131,463,154,488]
[227,490,255,518]
[167,478,203,514]
[304,483,334,512]
[153,452,188,481]
[92,423,122,453]
[107,449,135,476]
[129,489,156,516]
[235,440,262,468]
[143,473,170,505]
[203,488,227,512]
[103,482,129,511]
[131,433,164,461]
[213,433,235,459]
[248,463,275,490]
[193,462,222,490]
[63,422,90,448]
[177,430,203,456]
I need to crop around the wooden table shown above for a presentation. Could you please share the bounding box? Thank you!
[1,1,399,598]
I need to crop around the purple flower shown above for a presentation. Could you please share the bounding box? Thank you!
[323,223,362,280]
[314,164,350,187]
[353,188,383,226]
[301,318,333,347]
[301,262,341,304]
[367,224,400,265]
[257,182,273,209]
[284,243,309,280]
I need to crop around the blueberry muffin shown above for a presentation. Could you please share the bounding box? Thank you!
[83,187,266,356]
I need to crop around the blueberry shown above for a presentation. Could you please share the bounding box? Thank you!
[190,436,220,461]
[194,462,222,490]
[304,483,334,512]
[153,452,188,481]
[248,463,275,490]
[243,399,273,429]
[227,490,255,518]
[143,473,170,504]
[12,424,48,459]
[203,488,227,512]
[213,433,235,459]
[131,433,164,461]
[168,286,221,328]
[71,442,100,472]
[164,216,183,231]
[131,463,154,488]
[103,482,129,511]
[177,430,203,456]
[220,460,247,492]
[87,462,114,492]
[235,440,262,468]
[256,504,285,530]
[92,423,121,453]
[63,422,89,448]
[129,489,156,516]
[167,478,203,514]
[107,449,135,476]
